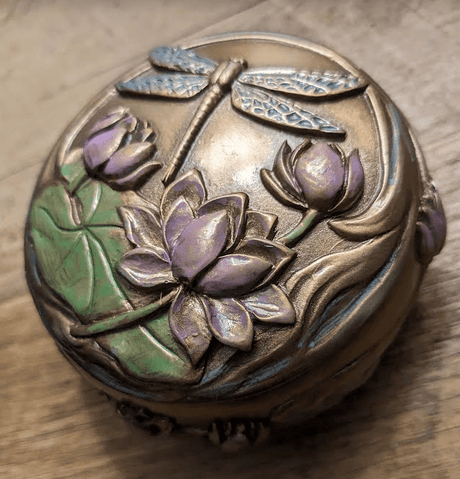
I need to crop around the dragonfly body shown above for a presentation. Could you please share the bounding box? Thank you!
[117,46,366,184]
[163,58,246,185]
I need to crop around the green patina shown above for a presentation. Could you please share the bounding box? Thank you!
[102,312,193,380]
[279,209,321,247]
[30,162,193,381]
[30,173,127,315]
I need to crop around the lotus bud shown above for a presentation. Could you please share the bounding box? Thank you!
[416,186,447,264]
[262,140,364,215]
[83,108,161,189]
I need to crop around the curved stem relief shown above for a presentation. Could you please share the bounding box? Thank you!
[279,209,321,247]
[71,289,178,338]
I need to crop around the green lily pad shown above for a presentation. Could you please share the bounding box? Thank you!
[30,176,127,316]
[101,312,196,381]
[30,162,194,382]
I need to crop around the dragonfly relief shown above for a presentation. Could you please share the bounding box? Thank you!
[116,46,367,185]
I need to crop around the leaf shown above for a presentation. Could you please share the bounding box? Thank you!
[31,184,79,230]
[98,312,199,382]
[60,152,87,192]
[87,225,130,271]
[76,180,124,226]
[329,91,413,240]
[30,175,128,316]
[286,228,400,332]
[84,232,128,315]
[31,163,198,383]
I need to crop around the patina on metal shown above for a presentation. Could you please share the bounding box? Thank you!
[24,33,446,445]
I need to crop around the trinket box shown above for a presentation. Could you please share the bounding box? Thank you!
[25,33,446,444]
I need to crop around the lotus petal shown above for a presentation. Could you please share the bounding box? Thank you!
[118,247,175,289]
[423,203,447,252]
[118,205,164,249]
[196,254,272,297]
[417,222,436,262]
[138,126,155,143]
[291,138,313,167]
[117,113,137,134]
[331,149,364,213]
[416,197,447,263]
[244,210,278,240]
[163,197,194,250]
[273,140,303,198]
[294,142,345,211]
[160,169,206,219]
[236,238,295,288]
[197,194,248,249]
[104,143,157,177]
[109,161,162,189]
[83,127,127,170]
[203,297,253,351]
[240,285,296,324]
[260,169,306,210]
[169,290,212,365]
[171,209,228,283]
[88,108,129,137]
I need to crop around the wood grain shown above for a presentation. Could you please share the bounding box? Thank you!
[1,0,459,477]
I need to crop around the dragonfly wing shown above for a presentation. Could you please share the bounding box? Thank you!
[116,73,209,99]
[232,83,344,135]
[149,46,217,76]
[239,69,366,98]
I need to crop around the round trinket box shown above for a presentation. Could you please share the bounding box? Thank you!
[25,33,446,444]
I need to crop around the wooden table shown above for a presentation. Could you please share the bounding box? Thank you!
[1,1,459,477]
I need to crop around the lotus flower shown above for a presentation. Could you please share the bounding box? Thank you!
[83,108,161,189]
[118,169,296,364]
[261,140,364,246]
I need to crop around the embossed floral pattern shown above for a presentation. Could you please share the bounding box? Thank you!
[262,140,364,213]
[118,169,296,364]
[83,108,161,189]
[261,140,365,246]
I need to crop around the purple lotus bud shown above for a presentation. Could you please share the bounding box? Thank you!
[416,186,447,264]
[83,108,161,189]
[329,149,365,214]
[294,142,345,211]
[261,140,364,215]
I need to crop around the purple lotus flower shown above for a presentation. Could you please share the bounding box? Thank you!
[83,108,161,189]
[118,169,296,364]
[261,140,364,214]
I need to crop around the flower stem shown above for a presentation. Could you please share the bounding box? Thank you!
[279,209,322,247]
[71,289,178,338]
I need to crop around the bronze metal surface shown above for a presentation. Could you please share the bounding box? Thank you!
[24,33,446,445]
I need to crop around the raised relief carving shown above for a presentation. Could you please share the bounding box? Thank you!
[25,38,446,443]
[261,139,364,246]
[416,182,446,264]
[82,108,160,189]
[110,169,295,364]
[116,46,366,184]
